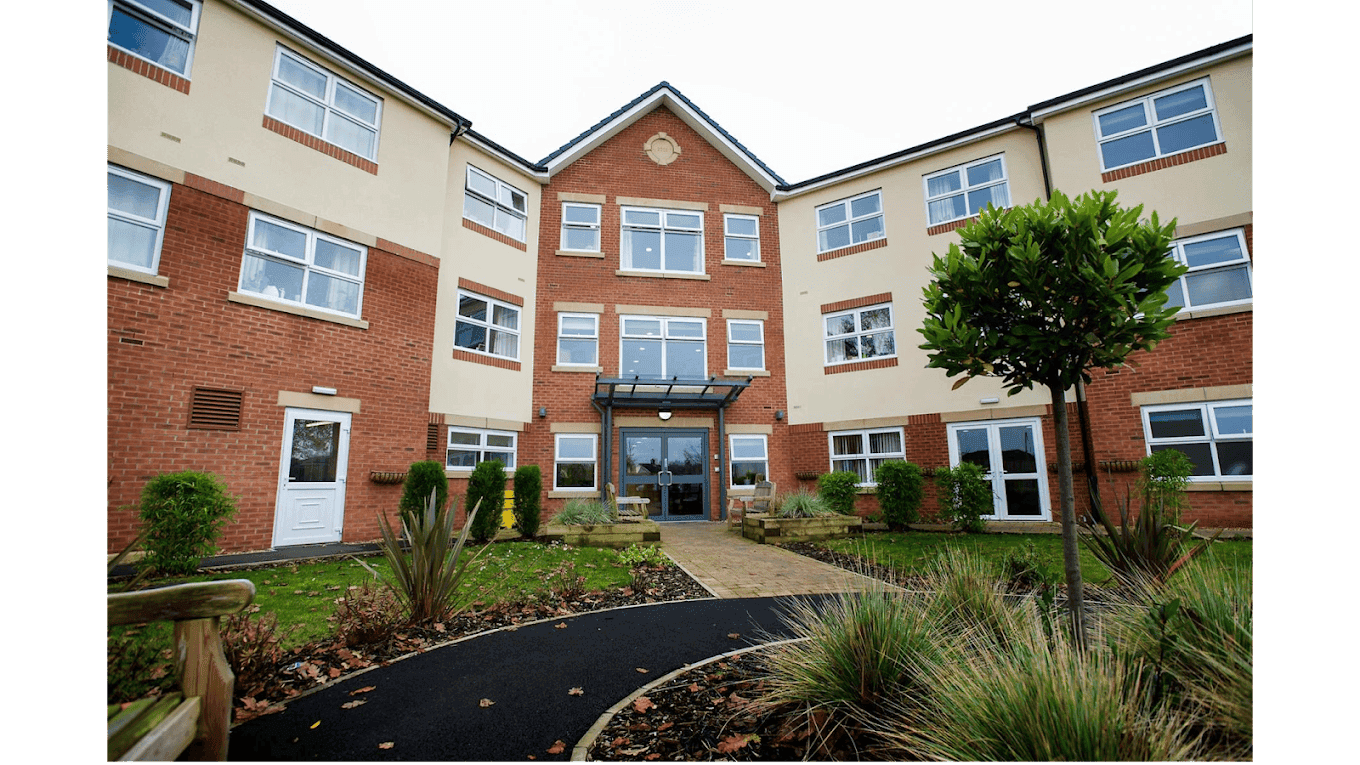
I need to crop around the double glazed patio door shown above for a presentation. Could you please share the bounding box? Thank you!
[947,418,1050,521]
[620,429,708,520]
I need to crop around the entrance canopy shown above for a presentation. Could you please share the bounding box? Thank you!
[592,375,751,411]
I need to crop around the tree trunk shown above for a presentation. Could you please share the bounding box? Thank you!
[1050,382,1087,649]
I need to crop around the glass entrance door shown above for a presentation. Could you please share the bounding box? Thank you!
[947,418,1050,521]
[621,429,708,520]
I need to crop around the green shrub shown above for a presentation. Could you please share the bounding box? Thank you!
[136,471,237,576]
[615,543,670,567]
[399,461,448,530]
[934,462,991,533]
[817,470,860,515]
[1082,451,1217,585]
[466,461,508,543]
[512,465,543,538]
[552,498,614,526]
[358,489,489,624]
[874,461,924,529]
[775,489,836,518]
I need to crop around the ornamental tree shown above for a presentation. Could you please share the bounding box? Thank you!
[918,189,1183,647]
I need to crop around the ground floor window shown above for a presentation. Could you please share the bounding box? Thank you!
[729,435,768,486]
[447,427,516,469]
[947,418,1049,520]
[1142,399,1252,479]
[829,427,904,484]
[554,434,597,490]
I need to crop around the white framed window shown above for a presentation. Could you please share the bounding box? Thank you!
[1165,229,1253,312]
[816,190,884,253]
[1094,77,1222,172]
[723,214,760,262]
[727,320,765,371]
[554,434,598,490]
[620,316,706,379]
[829,427,904,485]
[464,166,528,242]
[621,207,704,274]
[239,212,367,318]
[924,155,1010,226]
[447,427,517,470]
[108,0,202,77]
[561,203,601,252]
[824,302,896,366]
[557,313,599,366]
[730,435,769,487]
[108,165,172,275]
[1142,399,1252,480]
[948,418,1050,520]
[266,47,383,161]
[455,290,520,360]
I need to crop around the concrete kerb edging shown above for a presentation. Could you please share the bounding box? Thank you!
[228,596,720,728]
[660,549,723,599]
[570,636,811,761]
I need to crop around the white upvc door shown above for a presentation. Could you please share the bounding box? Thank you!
[947,418,1051,521]
[273,407,351,547]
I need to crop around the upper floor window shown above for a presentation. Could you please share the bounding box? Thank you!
[620,316,706,379]
[727,320,765,371]
[1142,399,1252,479]
[924,156,1010,226]
[455,290,520,360]
[239,212,367,318]
[621,208,704,273]
[1165,229,1252,312]
[557,313,599,366]
[447,427,517,470]
[829,427,904,485]
[561,203,601,252]
[267,47,383,161]
[824,302,895,366]
[464,166,527,242]
[723,214,760,262]
[816,190,884,253]
[108,165,172,275]
[1094,77,1221,172]
[108,0,201,77]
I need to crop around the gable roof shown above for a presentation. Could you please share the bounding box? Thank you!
[539,82,786,192]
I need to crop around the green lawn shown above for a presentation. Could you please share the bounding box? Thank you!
[818,530,1252,584]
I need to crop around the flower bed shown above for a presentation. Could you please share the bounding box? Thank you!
[741,513,861,544]
[540,520,661,549]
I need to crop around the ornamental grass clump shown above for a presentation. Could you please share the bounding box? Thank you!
[552,498,615,525]
[358,490,488,624]
[775,489,836,518]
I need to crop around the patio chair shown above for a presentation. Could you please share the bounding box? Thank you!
[727,479,775,527]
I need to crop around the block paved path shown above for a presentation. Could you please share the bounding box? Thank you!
[658,520,891,598]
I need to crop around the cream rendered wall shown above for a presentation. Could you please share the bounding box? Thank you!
[1040,54,1252,230]
[107,0,452,255]
[427,142,542,425]
[778,130,1064,427]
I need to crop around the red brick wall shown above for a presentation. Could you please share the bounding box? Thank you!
[107,182,439,553]
[1083,310,1254,529]
[524,106,789,522]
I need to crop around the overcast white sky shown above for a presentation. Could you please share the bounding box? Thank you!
[264,0,1253,182]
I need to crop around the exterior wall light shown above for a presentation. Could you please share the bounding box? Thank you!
[658,408,672,421]
[539,406,547,418]
[775,410,785,420]
[312,386,337,396]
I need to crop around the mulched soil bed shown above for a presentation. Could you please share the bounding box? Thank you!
[224,563,710,723]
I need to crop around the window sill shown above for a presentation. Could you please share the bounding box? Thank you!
[262,116,378,175]
[816,237,888,262]
[109,266,169,289]
[556,249,605,259]
[1101,142,1227,182]
[462,218,528,251]
[552,365,603,373]
[721,259,766,268]
[615,270,712,281]
[1173,303,1252,321]
[1186,481,1252,492]
[108,45,191,94]
[548,489,599,499]
[227,291,369,329]
[926,217,978,236]
[445,468,473,479]
[452,347,522,371]
[824,357,899,375]
[723,369,770,377]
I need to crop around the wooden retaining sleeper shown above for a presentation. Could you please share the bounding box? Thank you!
[108,579,256,761]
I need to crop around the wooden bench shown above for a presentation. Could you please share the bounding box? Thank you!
[606,482,650,522]
[727,479,776,527]
[108,579,256,761]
